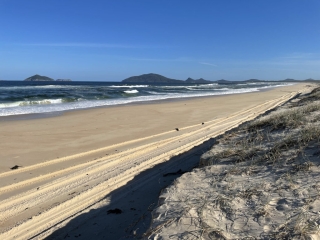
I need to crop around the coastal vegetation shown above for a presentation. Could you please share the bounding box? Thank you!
[147,85,320,239]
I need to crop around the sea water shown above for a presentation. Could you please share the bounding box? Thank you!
[0,81,292,116]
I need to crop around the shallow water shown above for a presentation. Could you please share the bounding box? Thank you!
[0,81,291,116]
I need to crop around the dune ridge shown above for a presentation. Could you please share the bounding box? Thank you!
[146,85,320,239]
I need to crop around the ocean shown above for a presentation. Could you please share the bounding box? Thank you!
[0,81,293,117]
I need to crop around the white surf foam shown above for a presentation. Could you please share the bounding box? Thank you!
[0,85,70,90]
[0,84,294,116]
[0,99,63,108]
[110,85,148,88]
[123,89,139,94]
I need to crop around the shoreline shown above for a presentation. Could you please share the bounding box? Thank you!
[0,83,294,122]
[0,83,314,239]
[0,84,307,173]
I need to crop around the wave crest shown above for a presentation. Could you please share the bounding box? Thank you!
[0,99,63,108]
[123,89,139,94]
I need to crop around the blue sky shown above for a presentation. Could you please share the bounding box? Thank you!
[0,0,319,81]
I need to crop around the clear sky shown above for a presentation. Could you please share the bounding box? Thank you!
[0,0,319,81]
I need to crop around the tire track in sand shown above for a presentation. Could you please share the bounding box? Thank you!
[0,90,286,193]
[0,91,293,196]
[0,91,302,239]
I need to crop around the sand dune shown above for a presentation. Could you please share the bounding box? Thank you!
[147,84,320,239]
[0,83,313,239]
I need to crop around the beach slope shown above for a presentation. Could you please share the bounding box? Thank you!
[0,83,313,239]
[146,85,320,239]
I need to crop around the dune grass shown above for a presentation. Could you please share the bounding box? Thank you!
[146,86,320,239]
[196,86,320,239]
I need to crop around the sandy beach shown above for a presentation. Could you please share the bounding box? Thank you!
[147,84,320,239]
[0,83,314,239]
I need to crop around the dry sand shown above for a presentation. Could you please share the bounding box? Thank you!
[0,83,313,239]
[147,84,320,240]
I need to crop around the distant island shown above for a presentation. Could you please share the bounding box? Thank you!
[122,73,182,83]
[122,73,213,84]
[21,73,318,83]
[122,73,319,84]
[24,75,72,82]
[24,74,54,81]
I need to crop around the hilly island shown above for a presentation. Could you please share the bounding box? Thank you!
[21,73,317,83]
[122,73,213,84]
[24,74,72,81]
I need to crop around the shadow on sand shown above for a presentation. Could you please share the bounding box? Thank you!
[43,138,217,240]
